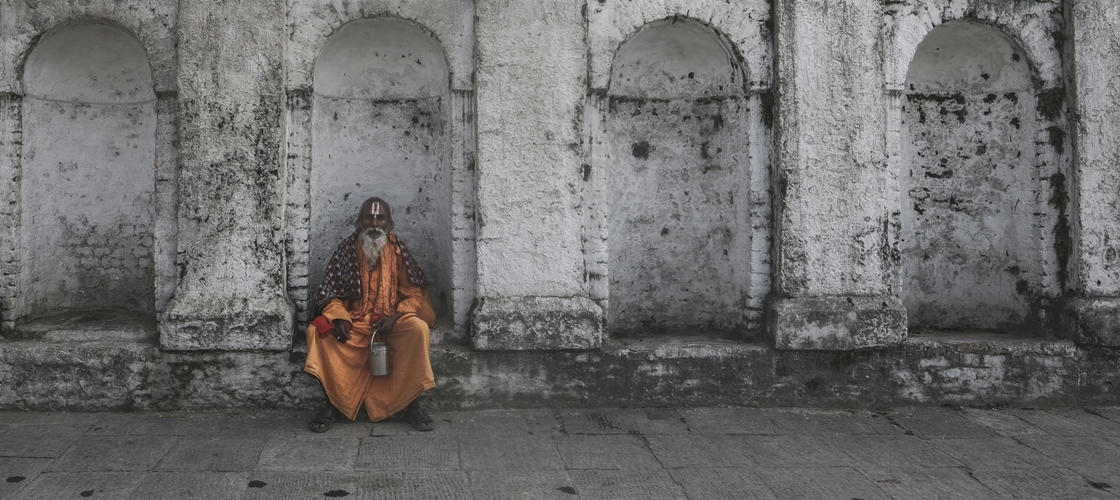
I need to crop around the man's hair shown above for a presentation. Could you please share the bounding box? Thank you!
[355,196,395,233]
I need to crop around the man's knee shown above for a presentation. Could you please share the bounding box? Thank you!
[394,315,430,336]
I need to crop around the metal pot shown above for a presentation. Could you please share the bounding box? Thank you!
[369,342,389,376]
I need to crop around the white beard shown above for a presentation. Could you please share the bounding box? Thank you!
[360,228,388,265]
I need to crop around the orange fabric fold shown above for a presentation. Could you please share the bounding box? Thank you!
[304,237,436,422]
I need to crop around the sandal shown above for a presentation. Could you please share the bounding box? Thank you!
[309,405,337,433]
[403,406,435,432]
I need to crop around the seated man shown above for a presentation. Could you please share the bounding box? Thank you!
[304,196,437,432]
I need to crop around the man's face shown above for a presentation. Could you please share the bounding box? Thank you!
[360,200,391,232]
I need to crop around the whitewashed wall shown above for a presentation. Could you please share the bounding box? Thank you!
[309,19,453,328]
[604,20,751,336]
[887,0,1069,335]
[901,22,1039,331]
[19,23,156,318]
[285,4,476,343]
[585,1,773,341]
[0,1,178,335]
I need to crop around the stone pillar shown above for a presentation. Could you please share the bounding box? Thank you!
[470,0,602,350]
[161,0,292,351]
[1065,1,1120,346]
[0,94,20,335]
[767,0,906,350]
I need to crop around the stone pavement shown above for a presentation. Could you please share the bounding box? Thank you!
[3,406,1120,499]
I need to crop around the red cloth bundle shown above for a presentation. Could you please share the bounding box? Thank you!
[312,316,334,337]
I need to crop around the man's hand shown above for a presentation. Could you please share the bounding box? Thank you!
[372,312,403,335]
[332,319,352,343]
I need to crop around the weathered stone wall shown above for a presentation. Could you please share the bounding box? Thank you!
[284,2,476,343]
[604,21,751,336]
[3,337,1118,411]
[4,0,1120,410]
[768,0,907,350]
[20,23,156,318]
[0,0,1118,359]
[585,1,773,341]
[308,18,453,328]
[1065,1,1120,347]
[0,1,179,333]
[900,21,1061,333]
[887,1,1069,336]
[161,0,290,351]
[469,0,602,350]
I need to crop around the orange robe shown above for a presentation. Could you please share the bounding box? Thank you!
[304,242,436,422]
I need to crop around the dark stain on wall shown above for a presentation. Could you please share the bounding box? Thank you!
[631,140,651,159]
[1036,87,1065,121]
[1047,126,1066,155]
[1049,172,1071,291]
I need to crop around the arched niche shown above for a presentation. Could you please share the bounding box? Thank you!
[18,22,157,322]
[605,20,750,336]
[900,21,1045,332]
[310,18,453,325]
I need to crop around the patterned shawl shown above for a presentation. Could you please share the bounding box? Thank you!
[314,232,427,314]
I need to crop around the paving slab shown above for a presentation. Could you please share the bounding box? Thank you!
[826,434,962,468]
[128,472,249,499]
[568,469,687,500]
[859,467,1002,499]
[1013,408,1120,436]
[458,435,564,470]
[668,467,778,500]
[555,434,662,470]
[47,435,179,472]
[559,408,689,435]
[238,472,364,500]
[448,410,559,436]
[1093,406,1120,423]
[742,435,852,467]
[0,424,87,458]
[10,472,144,500]
[931,437,1061,470]
[244,472,475,500]
[179,411,296,438]
[768,409,880,435]
[1017,435,1120,469]
[154,434,267,472]
[256,436,359,471]
[886,407,997,439]
[89,411,288,437]
[466,470,578,500]
[962,408,1050,437]
[354,471,473,500]
[756,467,890,500]
[645,434,754,467]
[88,413,211,436]
[860,412,912,435]
[0,412,102,427]
[0,458,52,500]
[1068,466,1120,495]
[971,467,1117,499]
[681,407,781,435]
[292,416,381,440]
[367,415,454,437]
[355,435,460,470]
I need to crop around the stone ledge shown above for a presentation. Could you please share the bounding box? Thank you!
[471,296,602,351]
[768,295,908,350]
[1,333,1117,411]
[160,295,293,351]
[1064,297,1120,347]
